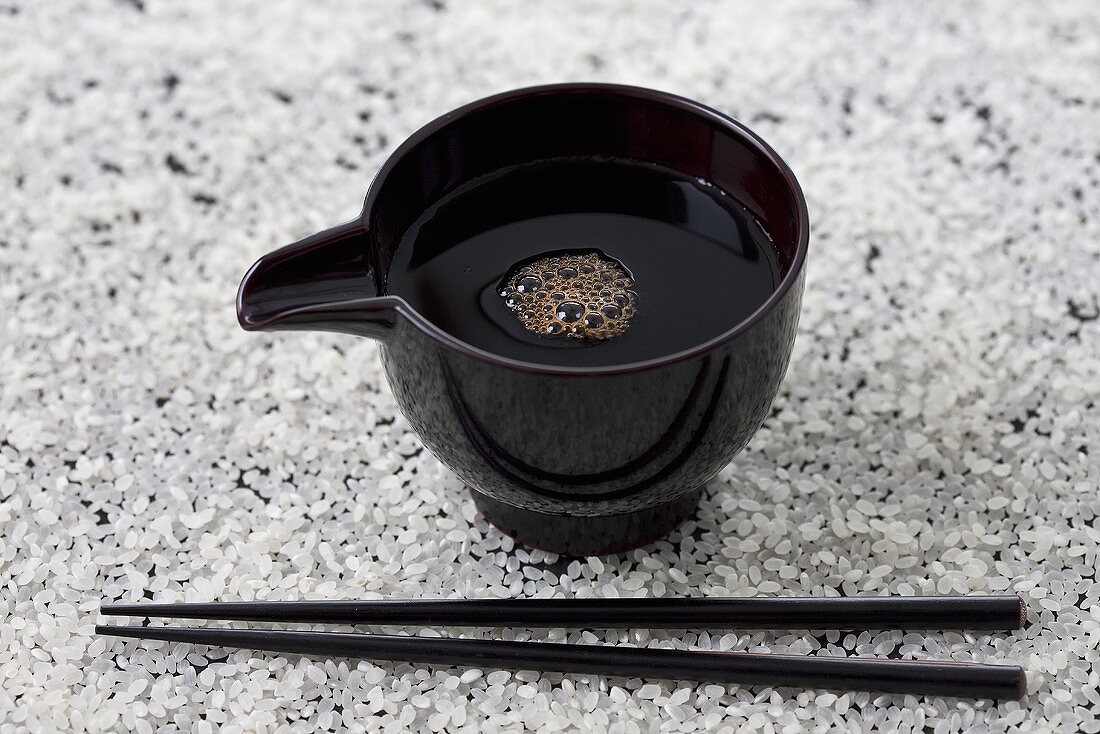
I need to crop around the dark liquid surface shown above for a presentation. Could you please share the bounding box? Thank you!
[386,160,781,367]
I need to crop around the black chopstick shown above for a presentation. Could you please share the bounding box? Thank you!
[100,595,1026,630]
[96,625,1026,699]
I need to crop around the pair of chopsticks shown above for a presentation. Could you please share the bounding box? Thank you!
[98,595,1027,699]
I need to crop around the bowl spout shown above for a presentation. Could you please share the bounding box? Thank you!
[237,220,396,340]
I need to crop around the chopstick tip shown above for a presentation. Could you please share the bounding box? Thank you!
[97,625,147,638]
[1018,596,1027,630]
[100,602,146,617]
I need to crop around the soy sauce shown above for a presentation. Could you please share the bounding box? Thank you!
[386,159,781,367]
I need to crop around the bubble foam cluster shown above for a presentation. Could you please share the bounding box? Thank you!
[498,251,638,341]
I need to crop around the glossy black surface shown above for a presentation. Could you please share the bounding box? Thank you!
[237,84,811,555]
[97,626,1026,699]
[102,595,1027,630]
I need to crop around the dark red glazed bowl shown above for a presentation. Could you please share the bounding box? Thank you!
[238,84,809,555]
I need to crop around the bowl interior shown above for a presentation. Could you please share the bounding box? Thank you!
[367,85,805,287]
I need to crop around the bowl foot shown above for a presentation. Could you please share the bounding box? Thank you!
[469,487,704,557]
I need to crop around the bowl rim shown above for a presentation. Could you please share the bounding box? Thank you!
[362,82,810,376]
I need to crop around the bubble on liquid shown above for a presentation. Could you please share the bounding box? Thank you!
[498,250,637,342]
[556,301,584,323]
[516,275,542,293]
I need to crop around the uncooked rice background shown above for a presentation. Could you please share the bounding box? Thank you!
[1,1,1098,731]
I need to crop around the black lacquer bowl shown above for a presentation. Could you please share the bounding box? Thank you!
[237,84,810,555]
